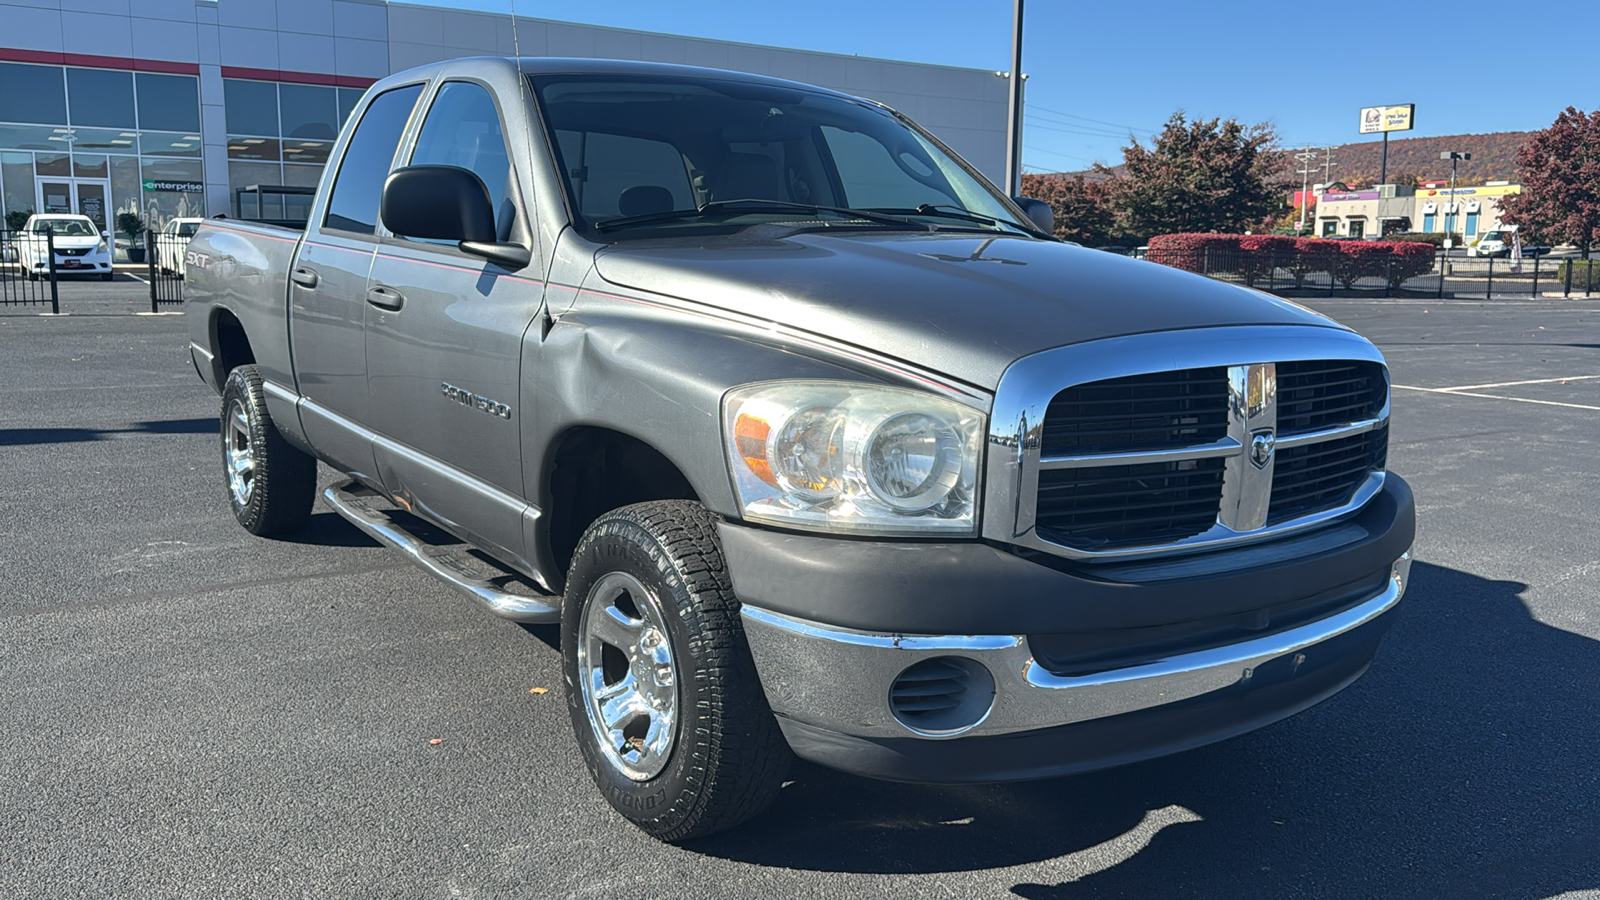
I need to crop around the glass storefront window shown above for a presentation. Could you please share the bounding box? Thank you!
[2,151,35,221]
[228,160,285,218]
[63,128,139,153]
[140,157,205,229]
[280,84,339,140]
[281,140,331,165]
[0,124,66,152]
[66,68,136,128]
[35,152,70,177]
[73,153,108,179]
[140,131,204,157]
[338,88,364,126]
[110,154,141,223]
[224,79,279,137]
[227,136,280,161]
[135,73,200,133]
[0,63,66,125]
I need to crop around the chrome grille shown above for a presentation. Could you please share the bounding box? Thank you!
[987,330,1391,561]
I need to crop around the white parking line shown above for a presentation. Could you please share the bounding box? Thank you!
[1393,384,1600,412]
[1428,375,1600,392]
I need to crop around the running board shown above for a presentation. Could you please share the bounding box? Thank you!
[322,482,560,624]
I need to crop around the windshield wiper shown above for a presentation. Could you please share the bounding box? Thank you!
[868,204,1026,231]
[594,199,931,233]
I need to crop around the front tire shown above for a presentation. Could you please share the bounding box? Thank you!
[220,365,316,535]
[562,501,791,842]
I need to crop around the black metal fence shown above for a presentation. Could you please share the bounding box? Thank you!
[0,229,60,313]
[145,229,187,311]
[1178,249,1599,300]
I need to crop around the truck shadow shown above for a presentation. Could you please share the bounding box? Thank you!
[691,561,1600,897]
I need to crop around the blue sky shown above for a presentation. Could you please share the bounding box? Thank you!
[433,0,1595,173]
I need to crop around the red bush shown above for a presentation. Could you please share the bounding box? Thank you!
[1145,233,1242,273]
[1333,241,1393,288]
[1387,241,1437,287]
[1238,235,1296,255]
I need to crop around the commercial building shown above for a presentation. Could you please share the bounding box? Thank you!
[1315,182,1522,241]
[0,0,1008,233]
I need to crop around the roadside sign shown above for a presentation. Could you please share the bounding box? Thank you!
[1360,105,1415,134]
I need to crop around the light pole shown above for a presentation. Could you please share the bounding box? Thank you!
[1439,151,1472,247]
[1003,0,1024,196]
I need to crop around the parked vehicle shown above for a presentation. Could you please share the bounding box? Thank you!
[16,214,113,280]
[1470,227,1551,258]
[155,217,204,277]
[185,57,1415,842]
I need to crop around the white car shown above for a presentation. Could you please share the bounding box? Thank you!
[18,214,113,281]
[155,217,204,278]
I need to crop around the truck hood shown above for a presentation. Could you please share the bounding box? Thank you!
[592,231,1343,390]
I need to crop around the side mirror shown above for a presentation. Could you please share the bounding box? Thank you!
[1012,196,1054,235]
[381,165,497,242]
[380,165,531,270]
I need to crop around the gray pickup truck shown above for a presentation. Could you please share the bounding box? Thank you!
[185,57,1415,842]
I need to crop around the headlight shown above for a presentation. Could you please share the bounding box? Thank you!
[722,381,984,535]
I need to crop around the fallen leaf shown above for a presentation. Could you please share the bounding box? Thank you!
[528,687,549,695]
[429,738,444,745]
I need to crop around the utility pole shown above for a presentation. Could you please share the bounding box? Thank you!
[1322,145,1338,189]
[1295,146,1319,232]
[1003,0,1025,196]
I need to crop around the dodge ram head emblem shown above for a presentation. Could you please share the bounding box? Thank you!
[1250,430,1276,469]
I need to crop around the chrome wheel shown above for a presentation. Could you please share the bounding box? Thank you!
[577,571,679,781]
[225,399,255,506]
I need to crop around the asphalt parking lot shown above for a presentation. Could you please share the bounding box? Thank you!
[3,288,1598,898]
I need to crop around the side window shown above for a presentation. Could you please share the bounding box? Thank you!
[408,82,514,240]
[554,129,694,220]
[323,84,423,235]
[820,125,958,209]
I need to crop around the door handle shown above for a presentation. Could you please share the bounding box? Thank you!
[366,285,405,311]
[290,267,319,288]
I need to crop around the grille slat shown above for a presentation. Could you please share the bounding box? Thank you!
[1276,360,1386,435]
[1036,458,1226,549]
[1041,367,1230,456]
[1268,428,1388,524]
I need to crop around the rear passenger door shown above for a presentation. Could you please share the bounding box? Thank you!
[290,82,423,478]
[364,80,544,570]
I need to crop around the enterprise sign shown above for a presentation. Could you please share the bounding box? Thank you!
[1359,104,1415,134]
[142,179,204,193]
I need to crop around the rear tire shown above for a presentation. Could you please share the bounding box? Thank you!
[220,365,315,535]
[561,500,791,842]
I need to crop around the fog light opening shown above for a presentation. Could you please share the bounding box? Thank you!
[889,656,996,737]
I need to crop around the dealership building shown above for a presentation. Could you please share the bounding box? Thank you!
[0,0,1009,233]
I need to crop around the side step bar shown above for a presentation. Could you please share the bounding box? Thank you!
[322,482,560,624]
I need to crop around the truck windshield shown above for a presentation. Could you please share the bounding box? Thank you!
[528,73,1030,239]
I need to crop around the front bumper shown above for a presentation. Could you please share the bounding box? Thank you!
[742,551,1406,782]
[726,475,1415,783]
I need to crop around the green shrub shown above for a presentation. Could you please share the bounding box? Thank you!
[1383,232,1464,249]
[4,208,31,232]
[1558,259,1600,289]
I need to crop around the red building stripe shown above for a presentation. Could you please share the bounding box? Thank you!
[0,47,374,87]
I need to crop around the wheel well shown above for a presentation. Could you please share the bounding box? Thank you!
[546,427,699,576]
[211,309,255,383]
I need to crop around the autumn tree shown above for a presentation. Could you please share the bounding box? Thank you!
[1019,172,1122,246]
[1114,112,1286,240]
[1498,107,1600,258]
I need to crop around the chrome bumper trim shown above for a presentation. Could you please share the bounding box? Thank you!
[741,551,1409,740]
